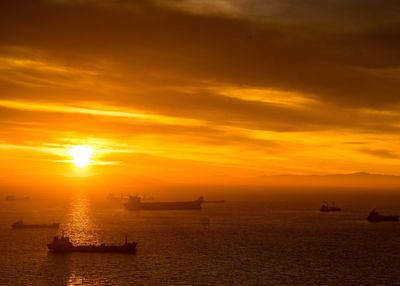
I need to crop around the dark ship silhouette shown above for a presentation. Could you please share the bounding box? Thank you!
[367,210,399,222]
[12,220,59,229]
[320,201,341,212]
[203,200,225,204]
[5,195,29,201]
[125,195,203,210]
[108,193,156,201]
[47,234,137,254]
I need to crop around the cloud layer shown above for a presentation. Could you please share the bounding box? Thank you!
[0,0,399,180]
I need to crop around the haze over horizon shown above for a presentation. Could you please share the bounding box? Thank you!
[1,0,400,187]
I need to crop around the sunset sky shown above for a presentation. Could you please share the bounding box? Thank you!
[1,0,400,185]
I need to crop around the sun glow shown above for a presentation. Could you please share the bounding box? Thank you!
[69,146,94,168]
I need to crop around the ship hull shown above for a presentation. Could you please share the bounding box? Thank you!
[47,235,137,254]
[48,245,137,254]
[320,208,341,212]
[5,196,29,201]
[368,216,399,222]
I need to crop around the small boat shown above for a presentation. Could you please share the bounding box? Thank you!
[47,234,137,254]
[320,201,341,212]
[5,195,29,201]
[11,220,60,229]
[125,196,203,210]
[367,210,399,222]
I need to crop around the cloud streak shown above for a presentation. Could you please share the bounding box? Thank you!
[0,0,400,180]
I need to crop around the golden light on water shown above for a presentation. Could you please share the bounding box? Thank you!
[69,146,94,168]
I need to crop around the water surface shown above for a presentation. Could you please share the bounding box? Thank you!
[1,190,400,285]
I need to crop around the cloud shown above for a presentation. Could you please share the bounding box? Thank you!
[358,148,399,159]
[1,0,400,108]
[1,0,400,178]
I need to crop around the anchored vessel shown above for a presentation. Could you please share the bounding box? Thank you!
[12,220,59,229]
[125,195,203,210]
[47,235,137,254]
[5,195,29,201]
[367,210,399,222]
[203,200,225,204]
[320,201,341,212]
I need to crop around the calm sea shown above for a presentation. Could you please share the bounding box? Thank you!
[1,189,400,285]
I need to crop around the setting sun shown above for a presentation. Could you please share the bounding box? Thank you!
[69,146,94,168]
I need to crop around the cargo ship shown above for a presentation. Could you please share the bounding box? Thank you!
[5,195,29,201]
[47,234,137,254]
[367,210,399,222]
[124,195,203,210]
[320,201,341,212]
[12,220,59,229]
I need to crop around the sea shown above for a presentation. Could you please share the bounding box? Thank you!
[1,187,400,286]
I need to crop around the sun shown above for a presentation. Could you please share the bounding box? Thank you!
[69,146,94,168]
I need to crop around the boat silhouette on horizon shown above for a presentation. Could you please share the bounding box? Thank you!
[203,200,225,204]
[124,195,203,210]
[5,195,30,201]
[320,201,341,212]
[367,210,399,222]
[47,234,137,254]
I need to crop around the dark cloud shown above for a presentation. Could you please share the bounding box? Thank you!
[359,148,399,159]
[1,0,400,110]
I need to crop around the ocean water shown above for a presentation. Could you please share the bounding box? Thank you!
[1,190,400,286]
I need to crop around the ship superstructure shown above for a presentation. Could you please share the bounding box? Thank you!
[320,201,341,212]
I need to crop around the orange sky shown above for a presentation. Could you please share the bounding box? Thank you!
[1,0,400,186]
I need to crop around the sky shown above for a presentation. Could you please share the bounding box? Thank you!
[1,0,400,185]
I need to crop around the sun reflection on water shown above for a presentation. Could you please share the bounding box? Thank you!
[64,193,99,245]
[67,273,111,286]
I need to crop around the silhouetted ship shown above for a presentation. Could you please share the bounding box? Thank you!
[12,220,59,229]
[203,200,225,204]
[367,210,399,222]
[125,195,203,210]
[47,234,137,254]
[320,201,341,212]
[5,195,29,201]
